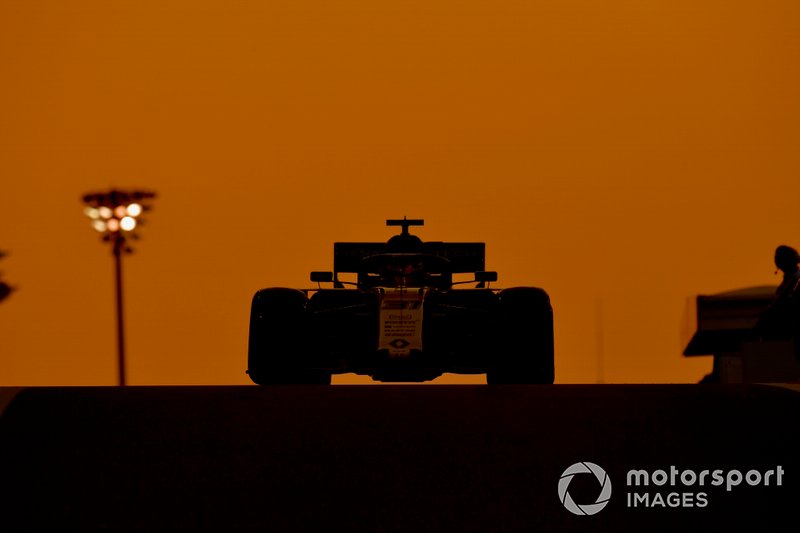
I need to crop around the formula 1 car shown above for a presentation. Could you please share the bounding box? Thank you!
[247,219,554,384]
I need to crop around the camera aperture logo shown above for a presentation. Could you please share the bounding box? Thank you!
[558,461,786,514]
[558,462,612,516]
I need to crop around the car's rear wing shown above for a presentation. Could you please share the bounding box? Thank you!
[333,242,485,274]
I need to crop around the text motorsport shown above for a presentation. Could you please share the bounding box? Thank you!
[559,462,786,515]
[625,465,785,508]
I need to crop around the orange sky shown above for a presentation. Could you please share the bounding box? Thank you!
[1,0,798,385]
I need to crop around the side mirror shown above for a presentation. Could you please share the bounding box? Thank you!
[310,271,333,283]
[475,271,498,283]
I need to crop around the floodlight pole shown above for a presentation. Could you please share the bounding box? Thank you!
[83,188,155,386]
[113,234,127,386]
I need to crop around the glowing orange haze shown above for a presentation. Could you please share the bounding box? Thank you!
[1,1,798,385]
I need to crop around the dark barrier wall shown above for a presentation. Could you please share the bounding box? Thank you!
[1,385,799,532]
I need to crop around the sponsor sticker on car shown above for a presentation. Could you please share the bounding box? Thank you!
[379,288,424,357]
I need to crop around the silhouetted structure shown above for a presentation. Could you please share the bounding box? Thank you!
[686,245,800,383]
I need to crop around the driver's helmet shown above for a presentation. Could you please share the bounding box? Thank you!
[381,257,425,287]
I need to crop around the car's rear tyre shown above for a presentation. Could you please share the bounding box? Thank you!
[486,287,555,384]
[248,288,331,385]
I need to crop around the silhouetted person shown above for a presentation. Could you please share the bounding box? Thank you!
[774,245,800,299]
[755,245,800,344]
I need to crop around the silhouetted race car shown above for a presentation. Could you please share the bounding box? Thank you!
[248,219,554,384]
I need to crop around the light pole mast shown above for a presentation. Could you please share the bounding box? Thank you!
[112,232,127,386]
[82,189,156,386]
